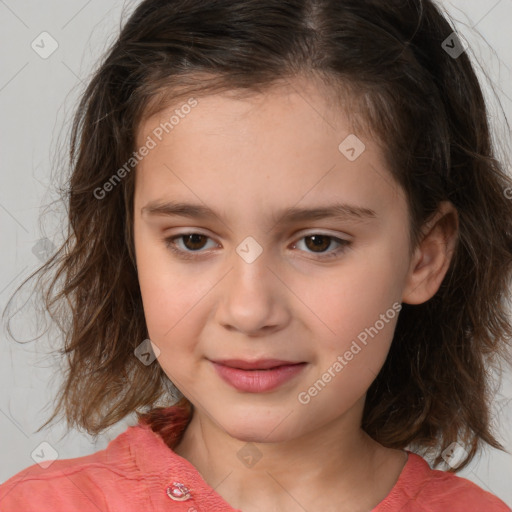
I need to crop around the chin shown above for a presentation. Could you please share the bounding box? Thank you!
[227,426,292,444]
[215,408,305,444]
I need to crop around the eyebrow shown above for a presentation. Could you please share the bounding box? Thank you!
[141,200,377,226]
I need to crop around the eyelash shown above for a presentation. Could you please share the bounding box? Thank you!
[162,232,351,261]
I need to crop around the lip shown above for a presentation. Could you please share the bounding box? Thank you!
[210,359,307,393]
[212,358,302,370]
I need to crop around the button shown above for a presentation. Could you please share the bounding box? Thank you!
[166,482,192,501]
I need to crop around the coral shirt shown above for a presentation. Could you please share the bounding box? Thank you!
[1,420,510,511]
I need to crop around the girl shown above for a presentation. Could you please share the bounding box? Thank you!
[1,0,512,510]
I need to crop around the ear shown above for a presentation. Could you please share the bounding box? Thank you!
[402,201,459,305]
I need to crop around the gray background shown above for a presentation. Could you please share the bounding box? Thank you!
[1,0,511,507]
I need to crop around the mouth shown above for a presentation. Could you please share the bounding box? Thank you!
[209,358,307,393]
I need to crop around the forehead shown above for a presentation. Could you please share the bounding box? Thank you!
[136,74,374,146]
[133,78,404,226]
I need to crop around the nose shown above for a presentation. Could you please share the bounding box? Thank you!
[214,245,290,337]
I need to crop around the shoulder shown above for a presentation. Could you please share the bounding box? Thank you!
[377,451,511,512]
[0,423,162,512]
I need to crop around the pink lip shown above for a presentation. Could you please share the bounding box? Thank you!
[210,359,307,393]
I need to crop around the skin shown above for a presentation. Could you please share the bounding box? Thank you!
[132,76,458,512]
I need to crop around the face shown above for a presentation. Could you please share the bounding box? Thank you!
[132,77,413,443]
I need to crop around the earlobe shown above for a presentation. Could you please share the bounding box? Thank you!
[402,201,459,305]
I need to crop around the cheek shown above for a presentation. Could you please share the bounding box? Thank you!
[291,238,407,405]
[299,253,405,349]
[137,268,207,348]
[294,288,401,420]
[134,226,201,348]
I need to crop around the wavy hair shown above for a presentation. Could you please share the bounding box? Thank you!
[4,0,512,470]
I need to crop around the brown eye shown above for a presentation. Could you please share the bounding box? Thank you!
[180,234,209,251]
[293,234,351,260]
[163,233,218,260]
[163,232,351,261]
[304,235,332,253]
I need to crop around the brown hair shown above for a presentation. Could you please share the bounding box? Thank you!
[4,0,512,470]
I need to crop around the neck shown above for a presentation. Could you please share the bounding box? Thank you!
[174,398,407,512]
